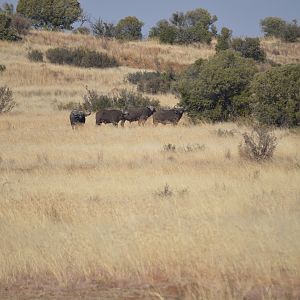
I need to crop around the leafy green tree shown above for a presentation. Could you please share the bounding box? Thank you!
[215,27,232,52]
[231,37,266,62]
[178,51,258,122]
[115,16,143,41]
[16,0,81,30]
[260,17,300,42]
[250,64,300,127]
[149,7,217,45]
[260,17,286,37]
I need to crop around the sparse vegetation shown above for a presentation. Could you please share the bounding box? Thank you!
[0,64,5,72]
[0,86,15,113]
[239,125,277,161]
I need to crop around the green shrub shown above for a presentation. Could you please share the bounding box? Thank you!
[250,64,300,127]
[0,86,16,113]
[260,17,300,42]
[215,27,232,52]
[149,8,217,45]
[27,49,43,62]
[127,70,176,94]
[0,12,21,41]
[83,88,160,112]
[46,47,119,68]
[178,50,258,122]
[231,38,266,62]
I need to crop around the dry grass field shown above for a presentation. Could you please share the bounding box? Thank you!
[0,31,300,299]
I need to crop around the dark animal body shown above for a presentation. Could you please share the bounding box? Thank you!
[70,110,91,129]
[152,108,185,126]
[120,106,156,126]
[95,109,127,127]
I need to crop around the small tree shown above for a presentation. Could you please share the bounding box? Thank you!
[250,64,300,127]
[215,27,232,52]
[260,17,286,38]
[115,16,143,41]
[231,37,266,62]
[0,86,16,113]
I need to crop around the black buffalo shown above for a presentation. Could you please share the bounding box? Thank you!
[95,109,128,127]
[120,106,156,126]
[152,107,185,126]
[70,110,91,129]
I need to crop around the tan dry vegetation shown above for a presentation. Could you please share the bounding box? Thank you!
[262,37,300,65]
[0,31,300,299]
[0,113,300,299]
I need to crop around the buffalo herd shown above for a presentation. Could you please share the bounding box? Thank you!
[70,106,185,128]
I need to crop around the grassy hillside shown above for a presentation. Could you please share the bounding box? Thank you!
[0,31,300,299]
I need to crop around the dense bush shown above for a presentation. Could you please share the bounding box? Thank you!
[27,49,43,62]
[0,12,21,41]
[250,64,300,127]
[231,38,266,62]
[46,47,119,68]
[83,88,160,112]
[127,70,176,94]
[260,17,300,42]
[177,51,258,122]
[0,86,16,113]
[149,8,217,45]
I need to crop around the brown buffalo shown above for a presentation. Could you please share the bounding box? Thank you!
[152,107,185,126]
[120,106,156,126]
[95,109,128,127]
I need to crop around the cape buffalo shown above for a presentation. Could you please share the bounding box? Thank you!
[70,110,91,129]
[152,107,185,126]
[120,106,156,126]
[95,109,128,127]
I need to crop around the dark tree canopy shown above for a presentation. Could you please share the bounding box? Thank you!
[16,0,82,30]
[178,50,258,122]
[251,64,300,127]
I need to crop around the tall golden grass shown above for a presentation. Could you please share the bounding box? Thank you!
[0,31,300,298]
